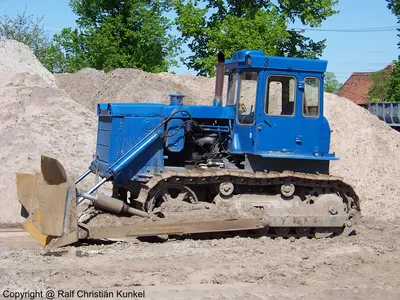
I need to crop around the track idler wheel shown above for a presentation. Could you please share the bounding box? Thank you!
[273,227,290,236]
[146,184,198,212]
[295,227,311,236]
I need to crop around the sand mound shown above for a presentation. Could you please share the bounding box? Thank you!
[0,73,96,224]
[56,68,219,111]
[325,94,400,220]
[0,40,55,87]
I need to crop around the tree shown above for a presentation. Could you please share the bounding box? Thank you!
[0,9,61,71]
[387,0,400,48]
[388,61,400,101]
[173,0,339,76]
[368,68,392,102]
[324,72,342,94]
[385,0,400,101]
[54,0,180,73]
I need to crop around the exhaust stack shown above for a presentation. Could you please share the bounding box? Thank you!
[213,52,225,107]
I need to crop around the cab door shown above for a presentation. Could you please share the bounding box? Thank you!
[295,76,323,155]
[233,70,259,153]
[255,73,300,153]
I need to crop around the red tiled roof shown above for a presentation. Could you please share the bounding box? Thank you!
[337,72,373,105]
[337,63,394,105]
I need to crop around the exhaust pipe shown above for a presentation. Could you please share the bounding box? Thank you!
[213,52,225,107]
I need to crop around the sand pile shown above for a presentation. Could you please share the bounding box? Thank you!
[0,40,97,224]
[56,68,219,111]
[0,40,55,87]
[325,94,400,220]
[57,68,400,221]
[0,74,97,224]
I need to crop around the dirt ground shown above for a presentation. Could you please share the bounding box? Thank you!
[1,216,399,300]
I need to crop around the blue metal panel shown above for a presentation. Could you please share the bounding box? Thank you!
[110,130,163,177]
[263,57,327,73]
[99,103,235,120]
[92,115,124,177]
[260,153,337,161]
[163,105,235,119]
[96,144,111,164]
[92,114,164,182]
[230,133,242,153]
[320,117,332,155]
[231,127,254,153]
[95,116,124,165]
[96,116,112,164]
[109,116,124,163]
[98,116,113,130]
[117,117,164,182]
[166,119,185,152]
[226,50,328,73]
[97,129,112,149]
[231,50,264,62]
[98,103,165,117]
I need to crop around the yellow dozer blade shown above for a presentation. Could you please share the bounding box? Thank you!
[16,156,78,248]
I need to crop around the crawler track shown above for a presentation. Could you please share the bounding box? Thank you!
[129,169,360,237]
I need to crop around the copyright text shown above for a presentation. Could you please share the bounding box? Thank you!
[2,289,146,299]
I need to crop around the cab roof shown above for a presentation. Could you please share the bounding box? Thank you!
[225,50,327,73]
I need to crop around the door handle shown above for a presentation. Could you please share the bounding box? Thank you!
[258,124,262,131]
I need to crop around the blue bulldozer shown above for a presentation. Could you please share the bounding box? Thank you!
[16,50,360,247]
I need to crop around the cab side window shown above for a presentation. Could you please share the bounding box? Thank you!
[303,77,320,117]
[237,72,258,125]
[265,76,296,116]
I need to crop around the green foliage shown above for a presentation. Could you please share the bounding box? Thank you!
[388,61,400,101]
[368,69,392,102]
[324,72,342,94]
[173,0,339,76]
[0,9,61,72]
[387,0,400,32]
[385,0,400,101]
[368,62,400,102]
[53,0,180,73]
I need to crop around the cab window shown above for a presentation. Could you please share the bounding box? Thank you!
[238,72,258,125]
[303,77,320,117]
[265,76,296,116]
[227,71,238,106]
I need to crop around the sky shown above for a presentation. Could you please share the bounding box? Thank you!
[0,0,398,83]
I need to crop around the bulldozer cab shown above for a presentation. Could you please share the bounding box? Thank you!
[225,50,332,161]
